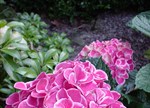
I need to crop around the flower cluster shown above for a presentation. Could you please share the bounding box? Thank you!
[6,61,125,108]
[76,38,134,85]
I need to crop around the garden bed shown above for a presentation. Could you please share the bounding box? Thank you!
[48,11,150,70]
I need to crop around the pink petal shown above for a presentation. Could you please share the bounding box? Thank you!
[78,82,97,95]
[64,69,76,85]
[36,72,47,79]
[14,82,27,90]
[56,88,68,100]
[36,78,49,93]
[100,96,114,105]
[26,95,38,107]
[94,70,108,81]
[6,92,19,105]
[116,77,125,85]
[89,101,99,108]
[31,90,46,98]
[74,65,86,81]
[111,91,121,100]
[18,100,34,108]
[43,92,56,108]
[54,98,73,108]
[73,102,84,108]
[67,88,82,102]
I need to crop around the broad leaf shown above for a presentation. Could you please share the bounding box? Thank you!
[7,21,24,28]
[59,51,69,62]
[2,56,18,81]
[0,27,11,45]
[128,11,150,37]
[16,67,37,78]
[124,70,137,94]
[0,0,5,4]
[44,48,58,60]
[22,58,39,73]
[1,48,21,60]
[135,64,150,92]
[8,43,29,51]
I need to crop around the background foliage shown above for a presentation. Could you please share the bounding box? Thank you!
[4,0,150,20]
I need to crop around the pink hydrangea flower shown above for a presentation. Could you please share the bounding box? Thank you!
[6,60,126,108]
[76,38,134,85]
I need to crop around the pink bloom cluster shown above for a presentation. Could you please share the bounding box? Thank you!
[76,38,134,85]
[6,61,125,108]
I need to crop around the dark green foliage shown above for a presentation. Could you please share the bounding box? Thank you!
[135,64,150,93]
[5,0,150,20]
[14,12,48,47]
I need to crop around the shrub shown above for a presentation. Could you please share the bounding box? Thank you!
[5,0,150,20]
[0,19,73,98]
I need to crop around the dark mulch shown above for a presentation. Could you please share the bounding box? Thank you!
[45,11,150,70]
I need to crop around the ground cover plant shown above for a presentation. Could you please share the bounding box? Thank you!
[0,12,73,107]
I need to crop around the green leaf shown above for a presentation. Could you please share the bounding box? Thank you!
[0,27,11,45]
[144,49,150,59]
[8,43,29,51]
[135,64,150,92]
[0,0,5,4]
[0,20,7,28]
[28,51,38,59]
[0,88,13,95]
[124,70,137,94]
[22,58,39,73]
[45,48,58,61]
[128,11,150,37]
[2,56,18,81]
[38,52,44,65]
[59,51,69,62]
[1,49,21,60]
[7,21,24,28]
[16,67,37,78]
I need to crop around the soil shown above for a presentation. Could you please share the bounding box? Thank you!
[45,11,150,70]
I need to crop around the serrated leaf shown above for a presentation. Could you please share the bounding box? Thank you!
[16,67,37,78]
[135,64,150,92]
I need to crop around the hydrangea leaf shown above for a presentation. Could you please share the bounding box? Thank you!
[128,11,150,37]
[135,64,150,93]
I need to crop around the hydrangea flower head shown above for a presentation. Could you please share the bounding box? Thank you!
[6,60,125,108]
[76,38,134,85]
